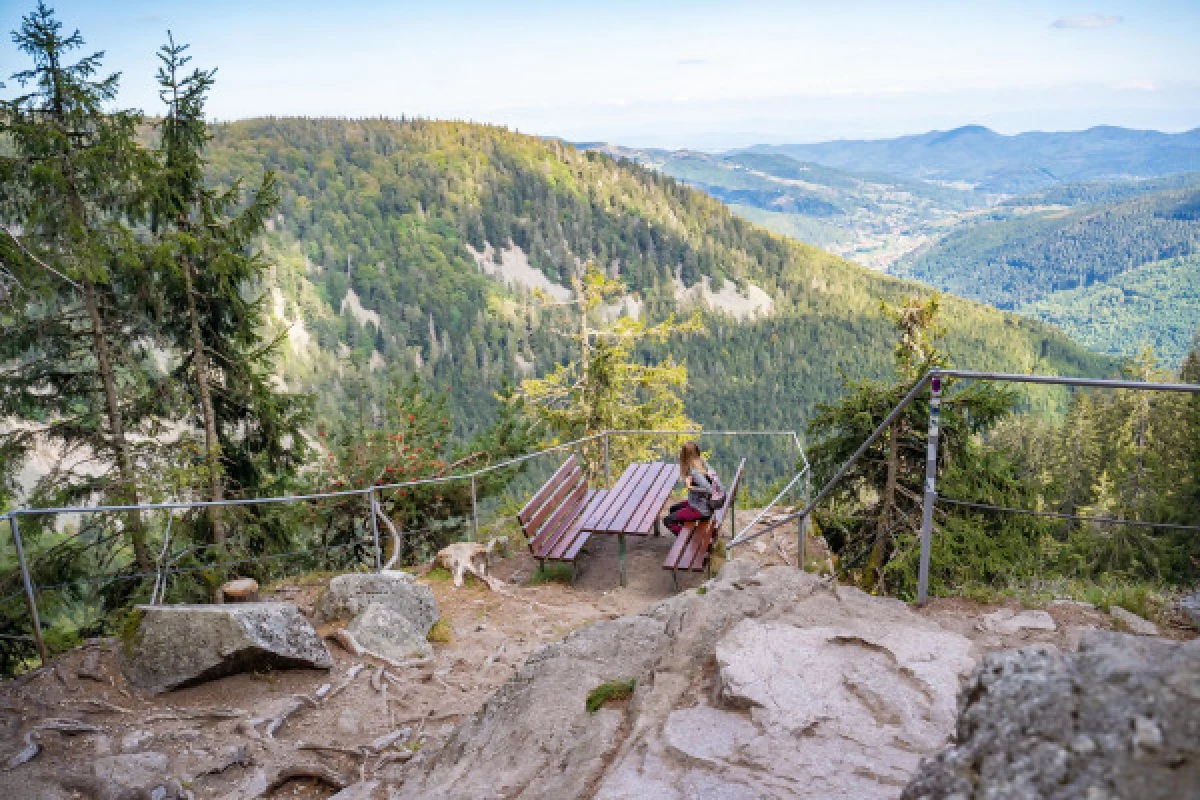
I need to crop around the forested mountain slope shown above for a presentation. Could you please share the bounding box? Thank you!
[900,183,1200,308]
[743,125,1200,194]
[203,119,1113,441]
[1024,255,1200,365]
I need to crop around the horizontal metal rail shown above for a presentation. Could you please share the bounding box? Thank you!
[938,497,1200,532]
[731,465,809,543]
[728,368,1200,551]
[729,373,934,548]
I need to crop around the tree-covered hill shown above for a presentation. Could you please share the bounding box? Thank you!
[202,118,1114,446]
[899,182,1200,309]
[1024,255,1200,366]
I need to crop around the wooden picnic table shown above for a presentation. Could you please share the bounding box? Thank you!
[582,461,678,586]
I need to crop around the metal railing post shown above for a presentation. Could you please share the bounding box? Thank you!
[800,468,810,570]
[469,475,479,542]
[603,431,611,488]
[917,372,943,606]
[9,515,47,666]
[368,489,382,572]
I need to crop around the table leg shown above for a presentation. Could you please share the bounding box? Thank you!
[618,532,627,587]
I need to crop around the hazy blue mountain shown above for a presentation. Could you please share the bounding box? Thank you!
[741,126,1200,194]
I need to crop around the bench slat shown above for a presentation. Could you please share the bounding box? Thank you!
[518,455,579,526]
[585,462,644,530]
[554,490,610,561]
[524,466,585,541]
[625,463,680,534]
[529,482,590,556]
[602,462,661,532]
[663,524,695,568]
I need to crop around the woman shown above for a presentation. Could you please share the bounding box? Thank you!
[659,441,714,536]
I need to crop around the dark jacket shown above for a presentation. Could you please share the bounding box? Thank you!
[686,467,714,517]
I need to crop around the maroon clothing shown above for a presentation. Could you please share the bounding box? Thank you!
[664,500,705,534]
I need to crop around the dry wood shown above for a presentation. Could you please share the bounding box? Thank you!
[241,694,315,740]
[145,706,245,722]
[370,666,384,693]
[298,742,366,758]
[195,745,254,778]
[78,699,132,715]
[4,719,104,769]
[323,663,365,703]
[328,628,365,656]
[370,727,412,751]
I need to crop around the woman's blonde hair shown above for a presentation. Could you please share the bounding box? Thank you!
[678,441,707,479]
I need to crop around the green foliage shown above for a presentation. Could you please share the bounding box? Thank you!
[527,562,575,586]
[1024,256,1200,368]
[902,182,1200,309]
[586,678,636,713]
[426,618,452,643]
[197,117,1113,486]
[515,263,702,475]
[807,295,1021,592]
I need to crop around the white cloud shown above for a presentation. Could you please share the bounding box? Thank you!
[677,58,709,66]
[1112,80,1159,92]
[1051,14,1123,30]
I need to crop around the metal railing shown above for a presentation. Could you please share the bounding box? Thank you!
[735,369,1200,605]
[2,427,807,667]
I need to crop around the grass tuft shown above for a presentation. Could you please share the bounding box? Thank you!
[425,567,453,582]
[586,678,636,713]
[426,618,452,644]
[526,562,574,586]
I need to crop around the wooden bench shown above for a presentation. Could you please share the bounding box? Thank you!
[517,455,608,581]
[663,458,745,589]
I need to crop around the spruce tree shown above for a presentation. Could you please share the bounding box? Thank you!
[0,2,155,568]
[149,33,308,543]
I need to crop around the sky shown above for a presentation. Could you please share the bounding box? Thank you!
[2,0,1199,149]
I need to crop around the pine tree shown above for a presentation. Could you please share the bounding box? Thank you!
[0,2,155,568]
[514,264,703,475]
[148,33,309,544]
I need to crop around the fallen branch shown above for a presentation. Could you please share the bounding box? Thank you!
[323,663,365,703]
[370,727,412,751]
[78,699,132,715]
[145,706,245,723]
[5,719,104,769]
[240,695,316,740]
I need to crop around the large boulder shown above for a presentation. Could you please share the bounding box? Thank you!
[391,563,977,799]
[346,602,434,662]
[902,631,1200,800]
[315,571,438,635]
[120,603,332,693]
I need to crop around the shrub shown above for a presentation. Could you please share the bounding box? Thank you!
[586,678,636,713]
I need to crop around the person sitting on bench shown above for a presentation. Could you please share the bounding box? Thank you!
[658,441,715,536]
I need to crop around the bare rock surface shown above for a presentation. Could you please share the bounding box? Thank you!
[979,608,1057,635]
[316,571,438,634]
[120,602,332,693]
[1109,605,1159,635]
[345,602,433,662]
[902,631,1200,800]
[1182,592,1200,631]
[392,562,977,799]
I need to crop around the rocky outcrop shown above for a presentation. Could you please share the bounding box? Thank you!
[346,602,433,662]
[315,571,438,633]
[1182,592,1200,631]
[392,563,976,799]
[902,631,1200,800]
[1109,605,1159,635]
[119,603,332,693]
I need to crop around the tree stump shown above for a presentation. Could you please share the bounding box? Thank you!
[218,578,260,604]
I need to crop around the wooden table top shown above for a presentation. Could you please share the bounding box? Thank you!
[583,461,679,536]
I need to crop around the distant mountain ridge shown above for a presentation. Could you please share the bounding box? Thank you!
[741,125,1200,194]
